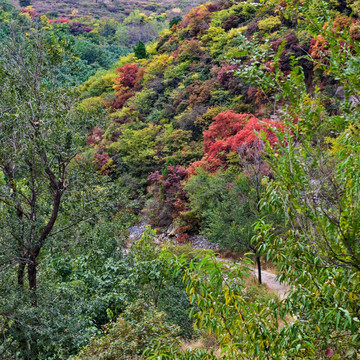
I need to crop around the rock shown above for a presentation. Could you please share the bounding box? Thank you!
[167,224,178,236]
[126,222,147,241]
[191,235,218,250]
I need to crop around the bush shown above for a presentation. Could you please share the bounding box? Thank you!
[158,284,195,339]
[258,16,281,32]
[73,299,181,360]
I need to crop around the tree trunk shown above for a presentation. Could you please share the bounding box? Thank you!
[17,261,25,288]
[28,256,37,307]
[256,254,262,285]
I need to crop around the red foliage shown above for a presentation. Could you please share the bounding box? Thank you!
[227,117,283,151]
[188,111,285,174]
[93,149,112,175]
[177,231,190,243]
[112,64,143,109]
[69,22,93,35]
[148,165,187,200]
[203,111,251,154]
[49,18,70,24]
[115,64,139,88]
[147,165,188,226]
[187,155,222,175]
[21,7,39,17]
[178,6,210,36]
[86,127,104,146]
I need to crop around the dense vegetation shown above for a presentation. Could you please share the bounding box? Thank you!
[11,0,208,21]
[0,0,359,359]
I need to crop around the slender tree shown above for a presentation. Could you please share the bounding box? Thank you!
[0,19,103,358]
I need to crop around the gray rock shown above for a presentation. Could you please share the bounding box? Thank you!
[191,235,218,250]
[126,222,147,241]
[167,224,178,236]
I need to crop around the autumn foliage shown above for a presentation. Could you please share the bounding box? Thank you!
[112,64,143,109]
[188,111,283,174]
[147,165,188,228]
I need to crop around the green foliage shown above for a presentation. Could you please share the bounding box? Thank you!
[73,299,181,360]
[348,0,360,14]
[185,169,255,250]
[109,123,161,177]
[164,250,287,359]
[0,0,14,11]
[127,87,156,115]
[2,0,360,359]
[134,40,147,59]
[258,16,282,32]
[19,0,31,6]
[130,226,195,338]
[0,18,125,359]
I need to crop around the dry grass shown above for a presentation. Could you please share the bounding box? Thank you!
[181,332,223,357]
[216,250,280,275]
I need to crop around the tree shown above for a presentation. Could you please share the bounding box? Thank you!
[19,0,31,6]
[134,40,147,59]
[0,19,104,358]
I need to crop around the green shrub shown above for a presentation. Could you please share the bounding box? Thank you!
[258,16,281,32]
[158,284,195,339]
[73,299,181,360]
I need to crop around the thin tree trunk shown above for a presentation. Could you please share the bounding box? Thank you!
[28,256,37,307]
[256,254,262,285]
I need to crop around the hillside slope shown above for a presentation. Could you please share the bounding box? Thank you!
[10,0,207,20]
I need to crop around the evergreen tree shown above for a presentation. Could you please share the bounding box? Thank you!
[169,16,182,28]
[19,0,31,6]
[134,40,147,59]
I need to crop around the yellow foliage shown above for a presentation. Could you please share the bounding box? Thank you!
[258,16,282,32]
[81,71,117,96]
[80,96,104,110]
[143,54,173,83]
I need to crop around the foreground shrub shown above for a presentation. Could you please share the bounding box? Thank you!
[73,299,180,360]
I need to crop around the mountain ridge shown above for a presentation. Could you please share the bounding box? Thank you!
[9,0,207,20]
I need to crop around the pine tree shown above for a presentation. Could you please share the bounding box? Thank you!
[134,40,147,59]
[19,0,31,6]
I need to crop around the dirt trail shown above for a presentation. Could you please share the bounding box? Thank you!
[252,268,289,300]
[125,223,290,299]
[217,257,290,299]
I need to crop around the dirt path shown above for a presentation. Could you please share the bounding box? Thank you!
[125,223,290,299]
[217,257,290,299]
[252,268,289,300]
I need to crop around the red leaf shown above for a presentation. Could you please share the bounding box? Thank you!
[325,349,334,357]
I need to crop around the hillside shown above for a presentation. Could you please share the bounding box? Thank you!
[10,0,207,20]
[0,0,359,359]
